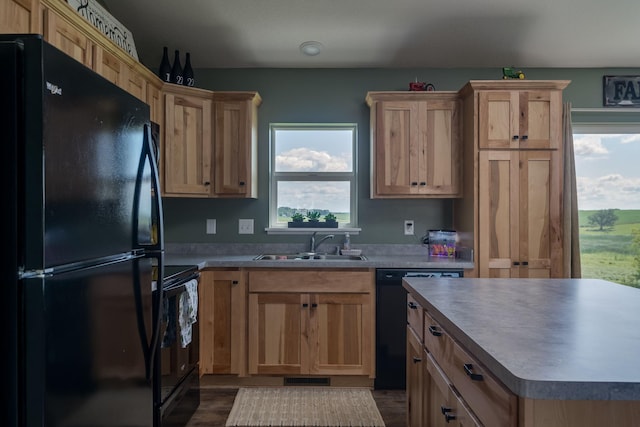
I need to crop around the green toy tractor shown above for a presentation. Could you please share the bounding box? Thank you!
[502,67,525,79]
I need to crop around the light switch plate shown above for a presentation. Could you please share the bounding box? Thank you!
[404,220,414,235]
[206,219,216,234]
[239,219,254,234]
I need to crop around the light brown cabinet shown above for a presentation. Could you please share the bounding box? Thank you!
[42,6,93,66]
[162,83,213,197]
[478,89,562,150]
[455,80,570,278]
[478,150,561,278]
[366,92,462,198]
[214,92,261,198]
[411,303,516,427]
[1,0,39,33]
[198,269,246,376]
[247,269,374,377]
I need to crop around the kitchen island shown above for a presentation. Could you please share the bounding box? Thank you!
[403,277,640,426]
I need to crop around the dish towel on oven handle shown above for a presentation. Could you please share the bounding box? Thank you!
[178,278,199,348]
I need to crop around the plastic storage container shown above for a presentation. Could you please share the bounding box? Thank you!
[428,230,457,257]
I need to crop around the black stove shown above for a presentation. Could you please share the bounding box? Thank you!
[163,265,199,289]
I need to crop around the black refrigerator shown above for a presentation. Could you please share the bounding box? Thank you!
[1,35,165,427]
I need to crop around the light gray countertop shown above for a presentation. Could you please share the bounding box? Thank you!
[165,253,473,270]
[403,277,640,400]
[164,243,474,270]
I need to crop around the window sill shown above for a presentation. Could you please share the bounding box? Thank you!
[265,227,361,235]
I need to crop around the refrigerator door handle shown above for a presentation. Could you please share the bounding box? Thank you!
[132,124,164,253]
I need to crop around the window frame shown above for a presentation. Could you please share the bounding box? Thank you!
[267,123,359,232]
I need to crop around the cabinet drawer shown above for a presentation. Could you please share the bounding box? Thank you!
[406,293,423,340]
[451,340,517,427]
[423,310,454,377]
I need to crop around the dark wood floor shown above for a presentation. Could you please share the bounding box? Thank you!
[185,387,406,427]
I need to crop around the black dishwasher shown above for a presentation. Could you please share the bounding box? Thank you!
[375,268,463,390]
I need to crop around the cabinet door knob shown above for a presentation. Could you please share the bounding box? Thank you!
[444,413,457,423]
[419,182,426,186]
[512,135,519,140]
[428,325,442,337]
[441,406,452,414]
[522,261,529,266]
[239,181,246,186]
[412,356,422,363]
[204,181,211,186]
[232,280,239,285]
[302,303,309,308]
[513,261,520,266]
[463,363,484,381]
[408,302,418,309]
[522,135,528,141]
[411,182,418,186]
[311,303,318,308]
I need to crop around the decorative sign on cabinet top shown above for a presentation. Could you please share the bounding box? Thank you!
[66,0,138,59]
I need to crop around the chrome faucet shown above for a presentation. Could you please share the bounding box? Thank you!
[309,231,335,253]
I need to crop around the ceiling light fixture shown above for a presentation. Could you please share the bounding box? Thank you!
[299,41,323,56]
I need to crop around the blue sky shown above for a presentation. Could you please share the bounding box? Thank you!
[574,133,640,210]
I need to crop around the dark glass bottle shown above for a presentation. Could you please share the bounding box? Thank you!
[158,46,171,82]
[183,52,194,87]
[170,50,183,85]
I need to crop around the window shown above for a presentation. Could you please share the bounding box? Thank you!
[269,124,357,229]
[573,123,640,287]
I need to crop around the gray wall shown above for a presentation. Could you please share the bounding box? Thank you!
[163,67,640,244]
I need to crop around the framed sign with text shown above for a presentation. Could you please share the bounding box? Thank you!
[66,0,138,60]
[603,75,640,107]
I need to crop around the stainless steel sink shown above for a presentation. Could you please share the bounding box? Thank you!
[253,253,367,261]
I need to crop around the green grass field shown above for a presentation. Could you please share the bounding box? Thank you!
[578,209,640,287]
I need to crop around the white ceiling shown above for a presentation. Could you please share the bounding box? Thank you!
[102,0,640,69]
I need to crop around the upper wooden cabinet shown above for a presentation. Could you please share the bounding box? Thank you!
[42,6,93,67]
[162,83,213,197]
[455,80,570,279]
[478,89,563,150]
[214,92,262,198]
[1,0,40,34]
[161,88,261,198]
[366,92,462,198]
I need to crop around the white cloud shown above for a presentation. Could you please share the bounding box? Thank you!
[577,174,640,210]
[621,134,640,144]
[276,148,350,172]
[573,134,608,157]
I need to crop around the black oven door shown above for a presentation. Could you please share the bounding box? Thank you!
[158,279,200,425]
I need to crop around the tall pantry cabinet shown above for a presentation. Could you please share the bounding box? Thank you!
[455,81,570,279]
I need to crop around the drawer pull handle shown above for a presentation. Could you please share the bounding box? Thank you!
[441,406,456,423]
[311,303,318,308]
[302,303,309,308]
[408,302,418,310]
[412,356,422,364]
[419,182,426,186]
[232,280,239,285]
[522,135,528,141]
[428,325,442,336]
[411,182,418,186]
[464,363,484,381]
[512,135,519,140]
[522,261,529,266]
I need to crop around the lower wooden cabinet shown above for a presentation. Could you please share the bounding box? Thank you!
[247,269,374,377]
[198,269,246,376]
[406,326,424,427]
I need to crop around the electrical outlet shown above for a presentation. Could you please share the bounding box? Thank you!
[404,220,414,235]
[206,219,216,234]
[238,219,254,234]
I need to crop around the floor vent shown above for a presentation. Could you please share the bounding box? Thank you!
[284,377,330,386]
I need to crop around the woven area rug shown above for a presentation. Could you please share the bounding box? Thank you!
[225,387,386,427]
